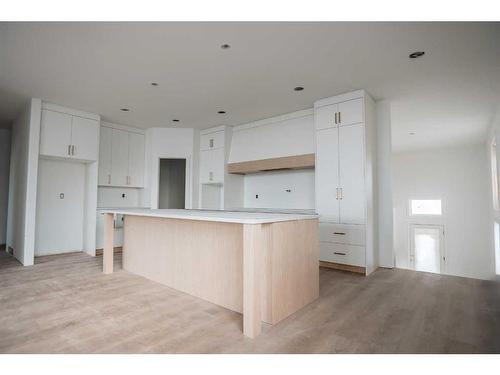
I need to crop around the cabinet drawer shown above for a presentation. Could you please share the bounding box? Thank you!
[200,131,224,151]
[320,242,365,266]
[319,223,365,245]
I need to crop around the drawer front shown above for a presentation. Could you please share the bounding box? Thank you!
[319,223,365,245]
[319,242,366,267]
[200,131,224,151]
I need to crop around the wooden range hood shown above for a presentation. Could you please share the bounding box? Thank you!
[227,153,315,175]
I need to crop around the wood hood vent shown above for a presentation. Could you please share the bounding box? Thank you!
[227,153,315,175]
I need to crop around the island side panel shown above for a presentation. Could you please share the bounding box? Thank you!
[269,218,319,324]
[122,215,244,313]
[103,213,114,274]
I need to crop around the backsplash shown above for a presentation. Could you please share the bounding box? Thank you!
[243,169,315,209]
[97,187,143,208]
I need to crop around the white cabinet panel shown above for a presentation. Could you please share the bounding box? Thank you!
[200,148,224,184]
[320,242,366,266]
[110,129,129,186]
[98,127,112,185]
[339,124,365,224]
[128,132,145,187]
[39,109,72,158]
[319,223,365,245]
[200,131,224,151]
[338,98,364,126]
[315,104,338,130]
[315,128,339,222]
[71,116,99,161]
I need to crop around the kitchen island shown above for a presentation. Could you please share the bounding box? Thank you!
[101,209,319,338]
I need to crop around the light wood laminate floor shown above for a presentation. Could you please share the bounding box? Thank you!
[1,250,499,353]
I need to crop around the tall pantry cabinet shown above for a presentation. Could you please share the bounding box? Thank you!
[314,90,377,275]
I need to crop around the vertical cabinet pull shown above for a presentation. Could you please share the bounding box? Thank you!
[335,188,339,200]
[67,145,71,156]
[339,188,343,200]
[209,138,214,148]
[107,174,111,185]
[338,111,341,124]
[72,145,75,155]
[209,171,213,181]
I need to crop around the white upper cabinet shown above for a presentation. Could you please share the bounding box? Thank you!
[315,104,338,130]
[71,116,99,161]
[110,129,130,187]
[337,98,364,126]
[128,132,145,188]
[200,131,224,151]
[98,126,112,185]
[39,109,99,161]
[98,124,145,188]
[39,109,73,158]
[315,127,340,222]
[200,148,224,184]
[338,123,365,224]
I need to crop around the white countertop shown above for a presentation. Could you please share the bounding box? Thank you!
[99,208,319,224]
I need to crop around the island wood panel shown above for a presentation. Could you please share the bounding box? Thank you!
[227,153,315,174]
[267,219,319,324]
[122,216,244,313]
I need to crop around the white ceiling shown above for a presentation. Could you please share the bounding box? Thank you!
[1,22,499,151]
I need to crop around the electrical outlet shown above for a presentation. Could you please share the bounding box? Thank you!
[255,194,259,199]
[122,193,126,198]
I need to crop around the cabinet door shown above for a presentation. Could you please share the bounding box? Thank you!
[339,124,365,224]
[39,109,72,158]
[128,132,145,187]
[315,128,339,222]
[315,104,338,130]
[71,116,99,161]
[98,126,112,185]
[200,131,224,151]
[338,98,364,126]
[200,149,224,184]
[110,129,129,186]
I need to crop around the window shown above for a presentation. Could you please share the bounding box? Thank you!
[491,138,499,211]
[409,199,442,216]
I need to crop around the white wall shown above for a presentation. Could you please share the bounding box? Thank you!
[35,159,85,256]
[376,100,394,268]
[144,127,194,209]
[0,128,11,245]
[392,144,494,280]
[244,169,315,209]
[6,98,41,266]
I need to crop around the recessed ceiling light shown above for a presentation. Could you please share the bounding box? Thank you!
[217,110,226,114]
[120,108,130,112]
[409,132,415,135]
[151,82,159,86]
[294,86,304,91]
[172,119,180,123]
[220,44,231,50]
[409,51,425,59]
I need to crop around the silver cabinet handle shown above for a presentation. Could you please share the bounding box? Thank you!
[334,112,338,125]
[72,145,75,155]
[334,252,346,256]
[338,111,341,124]
[209,171,213,181]
[108,174,111,184]
[333,232,346,235]
[68,145,71,156]
[335,188,339,200]
[209,138,214,148]
[339,188,343,200]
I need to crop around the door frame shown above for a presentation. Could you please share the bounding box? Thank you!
[156,157,190,209]
[408,223,446,274]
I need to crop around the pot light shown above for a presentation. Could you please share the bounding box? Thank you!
[120,108,130,112]
[294,86,304,91]
[409,51,425,59]
[217,110,226,114]
[151,82,159,86]
[409,132,415,135]
[220,44,231,50]
[172,119,180,123]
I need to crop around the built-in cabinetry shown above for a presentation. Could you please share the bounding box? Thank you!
[98,123,145,188]
[198,126,243,209]
[315,90,376,275]
[40,107,99,161]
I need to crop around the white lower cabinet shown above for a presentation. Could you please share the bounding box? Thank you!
[319,223,365,246]
[320,242,366,267]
